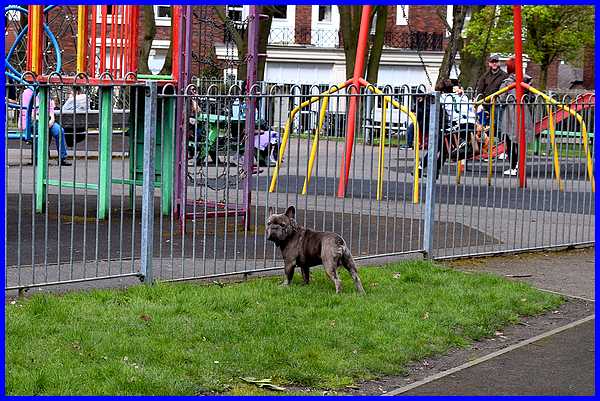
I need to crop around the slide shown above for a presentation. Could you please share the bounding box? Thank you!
[534,92,594,135]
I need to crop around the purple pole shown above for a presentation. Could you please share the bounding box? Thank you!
[243,6,259,228]
[174,6,192,228]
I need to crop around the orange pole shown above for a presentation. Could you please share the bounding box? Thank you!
[513,5,526,188]
[27,5,44,74]
[337,5,373,197]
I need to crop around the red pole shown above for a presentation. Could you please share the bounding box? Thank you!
[513,5,526,187]
[172,6,180,81]
[99,6,107,74]
[110,6,117,75]
[119,5,125,78]
[337,5,373,198]
[131,7,140,75]
[90,6,97,77]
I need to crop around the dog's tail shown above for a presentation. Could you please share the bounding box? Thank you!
[341,246,366,294]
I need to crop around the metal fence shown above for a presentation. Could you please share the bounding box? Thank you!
[4,80,595,290]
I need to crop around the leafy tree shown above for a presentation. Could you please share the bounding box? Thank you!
[462,5,595,90]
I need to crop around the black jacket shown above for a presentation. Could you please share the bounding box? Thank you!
[475,68,509,99]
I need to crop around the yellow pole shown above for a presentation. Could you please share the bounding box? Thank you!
[524,84,594,192]
[376,97,389,200]
[474,83,516,107]
[487,99,496,186]
[269,82,348,193]
[546,105,563,192]
[365,85,420,203]
[76,6,88,74]
[302,96,330,194]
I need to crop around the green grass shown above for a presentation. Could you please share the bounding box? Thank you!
[528,141,591,159]
[5,260,563,395]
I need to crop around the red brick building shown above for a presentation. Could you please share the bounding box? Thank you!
[5,5,594,90]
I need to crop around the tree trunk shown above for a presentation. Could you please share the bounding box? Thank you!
[539,64,548,91]
[339,6,361,80]
[138,6,156,74]
[366,6,388,83]
[436,6,468,87]
[256,6,275,82]
[159,9,174,76]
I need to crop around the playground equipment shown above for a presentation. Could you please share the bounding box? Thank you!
[474,83,595,193]
[5,5,189,220]
[5,5,264,227]
[268,5,422,203]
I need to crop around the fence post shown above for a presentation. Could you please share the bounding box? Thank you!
[423,91,440,259]
[140,81,157,284]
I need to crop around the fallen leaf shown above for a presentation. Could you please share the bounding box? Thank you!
[140,314,152,322]
[240,377,286,391]
[422,312,429,320]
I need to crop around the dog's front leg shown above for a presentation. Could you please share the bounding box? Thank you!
[282,260,296,286]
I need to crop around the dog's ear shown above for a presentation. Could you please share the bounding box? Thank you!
[285,205,296,219]
[268,206,275,216]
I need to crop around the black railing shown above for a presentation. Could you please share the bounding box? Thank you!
[235,27,444,51]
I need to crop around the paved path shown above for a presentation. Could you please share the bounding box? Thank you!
[384,247,595,396]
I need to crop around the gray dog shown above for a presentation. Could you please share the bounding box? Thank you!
[266,206,365,294]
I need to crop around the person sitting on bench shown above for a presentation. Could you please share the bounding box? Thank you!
[20,87,71,166]
[61,85,89,114]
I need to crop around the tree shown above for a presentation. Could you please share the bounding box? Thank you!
[338,6,387,83]
[524,6,594,89]
[435,5,469,88]
[457,5,489,89]
[213,5,276,82]
[138,6,173,76]
[462,5,595,90]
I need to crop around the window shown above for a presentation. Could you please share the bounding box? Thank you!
[6,6,21,21]
[227,5,243,22]
[318,6,331,22]
[96,5,122,24]
[154,5,172,26]
[396,5,409,25]
[272,6,287,19]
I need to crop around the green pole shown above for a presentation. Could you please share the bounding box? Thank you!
[137,74,173,81]
[35,86,49,213]
[98,86,113,219]
[160,96,175,215]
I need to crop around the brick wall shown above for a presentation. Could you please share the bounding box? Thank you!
[525,59,560,88]
[385,5,446,34]
[384,5,446,49]
[295,6,312,45]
